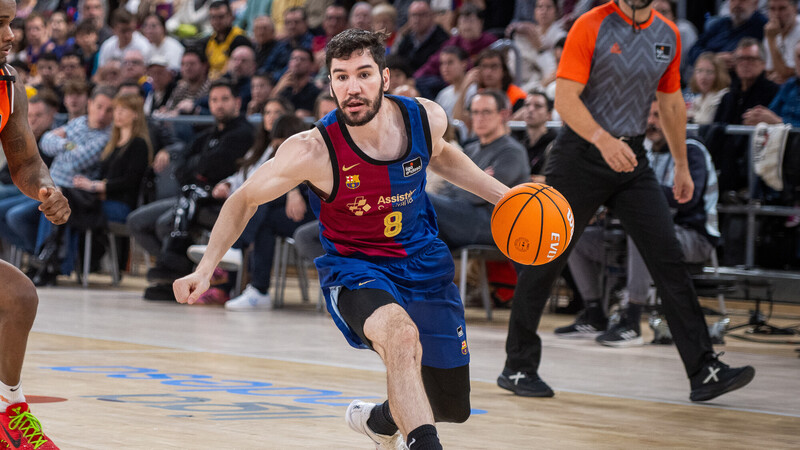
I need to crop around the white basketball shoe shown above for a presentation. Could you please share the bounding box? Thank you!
[345,400,406,449]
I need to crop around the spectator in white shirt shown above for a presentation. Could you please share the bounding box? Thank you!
[97,8,153,67]
[141,13,185,73]
[764,0,800,83]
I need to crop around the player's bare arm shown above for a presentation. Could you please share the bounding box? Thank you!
[421,97,509,204]
[656,89,693,204]
[174,129,331,304]
[0,69,70,224]
[555,78,637,173]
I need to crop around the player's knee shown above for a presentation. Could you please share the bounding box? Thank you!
[4,276,38,320]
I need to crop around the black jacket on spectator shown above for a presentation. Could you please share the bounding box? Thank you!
[102,136,150,210]
[394,25,450,74]
[279,81,321,113]
[512,128,557,176]
[176,115,254,188]
[709,72,779,193]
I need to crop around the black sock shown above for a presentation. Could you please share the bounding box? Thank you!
[367,400,398,436]
[626,303,643,329]
[583,299,605,323]
[407,424,441,450]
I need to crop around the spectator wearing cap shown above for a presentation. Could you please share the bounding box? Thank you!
[141,13,185,73]
[262,7,314,80]
[145,55,178,116]
[414,4,498,99]
[98,9,154,68]
[201,0,251,80]
[393,1,450,74]
[274,47,320,115]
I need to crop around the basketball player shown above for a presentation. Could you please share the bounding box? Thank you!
[174,29,508,449]
[0,0,70,448]
[499,0,755,402]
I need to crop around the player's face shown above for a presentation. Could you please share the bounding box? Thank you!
[0,0,16,64]
[329,50,389,127]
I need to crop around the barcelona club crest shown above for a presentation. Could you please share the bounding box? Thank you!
[346,174,360,189]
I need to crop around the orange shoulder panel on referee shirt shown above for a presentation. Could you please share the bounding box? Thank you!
[556,3,616,85]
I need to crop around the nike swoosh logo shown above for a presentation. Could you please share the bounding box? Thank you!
[342,163,360,172]
[1,424,21,448]
[9,387,18,392]
[358,279,375,286]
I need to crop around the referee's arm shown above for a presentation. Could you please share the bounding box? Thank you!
[657,89,693,204]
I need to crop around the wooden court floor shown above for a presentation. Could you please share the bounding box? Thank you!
[18,274,800,449]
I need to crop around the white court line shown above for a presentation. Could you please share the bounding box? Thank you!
[34,330,798,420]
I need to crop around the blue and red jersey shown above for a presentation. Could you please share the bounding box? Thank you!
[309,95,439,260]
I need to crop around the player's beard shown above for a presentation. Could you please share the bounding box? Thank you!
[334,79,384,127]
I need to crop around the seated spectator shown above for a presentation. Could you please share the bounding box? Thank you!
[202,0,251,80]
[141,13,185,74]
[8,18,26,64]
[93,59,123,88]
[312,5,348,69]
[687,52,731,125]
[61,80,90,124]
[144,55,177,116]
[434,46,469,120]
[31,52,59,95]
[217,45,257,114]
[710,38,779,193]
[393,1,450,75]
[156,49,211,117]
[262,7,314,80]
[744,40,800,126]
[271,0,309,35]
[414,4,498,99]
[0,94,58,201]
[561,100,720,346]
[505,0,563,91]
[651,0,698,74]
[764,0,800,84]
[35,93,153,284]
[274,47,321,115]
[247,72,275,115]
[81,0,114,44]
[127,79,253,301]
[386,55,414,94]
[121,49,151,93]
[58,51,88,89]
[47,11,75,60]
[24,13,55,73]
[453,49,527,126]
[0,86,114,260]
[428,90,529,249]
[350,2,373,31]
[203,114,316,308]
[688,0,767,69]
[98,8,153,69]
[252,16,279,69]
[511,89,557,180]
[74,19,100,77]
[372,3,399,49]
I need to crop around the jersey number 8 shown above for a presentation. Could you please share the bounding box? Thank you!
[383,211,403,237]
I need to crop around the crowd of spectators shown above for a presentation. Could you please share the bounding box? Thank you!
[0,0,799,302]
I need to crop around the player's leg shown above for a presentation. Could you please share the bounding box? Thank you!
[609,172,754,401]
[0,259,58,448]
[421,364,471,423]
[338,287,438,448]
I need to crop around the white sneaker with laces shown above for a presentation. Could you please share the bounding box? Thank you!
[224,284,271,311]
[345,400,406,449]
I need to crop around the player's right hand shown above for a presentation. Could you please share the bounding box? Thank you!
[173,272,210,304]
[594,133,637,173]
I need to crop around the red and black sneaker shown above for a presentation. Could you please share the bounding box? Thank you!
[0,403,58,449]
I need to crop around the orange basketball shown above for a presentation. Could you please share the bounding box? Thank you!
[491,183,575,265]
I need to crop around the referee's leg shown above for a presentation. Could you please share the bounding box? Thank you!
[608,171,714,377]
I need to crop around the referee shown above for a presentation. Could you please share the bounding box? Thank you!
[498,0,756,402]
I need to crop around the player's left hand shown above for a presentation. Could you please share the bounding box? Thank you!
[672,167,694,204]
[286,189,307,222]
[38,186,71,225]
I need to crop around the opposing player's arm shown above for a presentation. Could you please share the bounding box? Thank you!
[1,73,55,200]
[190,129,329,278]
[421,98,509,204]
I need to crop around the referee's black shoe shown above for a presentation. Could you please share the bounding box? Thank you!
[689,354,755,402]
[497,368,554,397]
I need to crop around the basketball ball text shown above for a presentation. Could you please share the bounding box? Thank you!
[547,233,561,260]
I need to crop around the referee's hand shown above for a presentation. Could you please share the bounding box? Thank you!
[594,133,637,173]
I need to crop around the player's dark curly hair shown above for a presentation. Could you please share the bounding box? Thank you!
[326,29,388,73]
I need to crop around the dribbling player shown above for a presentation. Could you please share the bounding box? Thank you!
[0,0,70,448]
[174,29,509,449]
